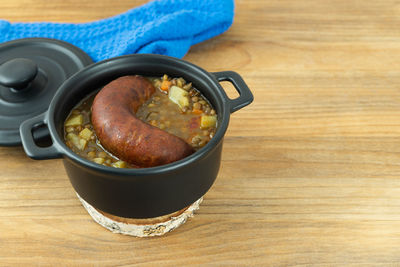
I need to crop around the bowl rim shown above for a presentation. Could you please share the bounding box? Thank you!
[46,54,231,175]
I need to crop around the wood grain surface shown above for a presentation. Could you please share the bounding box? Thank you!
[2,0,400,266]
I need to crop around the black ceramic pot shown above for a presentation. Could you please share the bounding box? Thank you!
[19,54,253,219]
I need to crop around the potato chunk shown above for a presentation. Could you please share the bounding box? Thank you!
[79,139,87,150]
[112,161,127,168]
[79,128,93,141]
[93,158,105,164]
[168,85,189,109]
[200,115,217,129]
[65,114,83,126]
[66,133,86,150]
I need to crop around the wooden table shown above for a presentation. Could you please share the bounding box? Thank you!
[2,0,400,265]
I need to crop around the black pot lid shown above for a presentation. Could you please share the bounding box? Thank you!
[0,38,93,146]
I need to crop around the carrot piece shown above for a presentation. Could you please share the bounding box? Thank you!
[192,109,203,115]
[160,80,172,91]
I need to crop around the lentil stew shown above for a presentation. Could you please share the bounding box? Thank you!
[63,75,218,168]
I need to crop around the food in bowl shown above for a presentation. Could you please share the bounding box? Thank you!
[63,74,218,168]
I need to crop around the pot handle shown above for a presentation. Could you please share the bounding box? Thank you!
[20,112,62,160]
[212,71,254,113]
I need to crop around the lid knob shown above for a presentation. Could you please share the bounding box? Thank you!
[0,58,38,92]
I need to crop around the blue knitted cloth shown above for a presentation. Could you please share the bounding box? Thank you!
[0,0,234,62]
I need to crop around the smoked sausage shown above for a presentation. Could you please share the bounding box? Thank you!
[91,75,194,167]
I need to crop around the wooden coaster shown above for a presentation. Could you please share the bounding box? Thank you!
[77,193,202,237]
